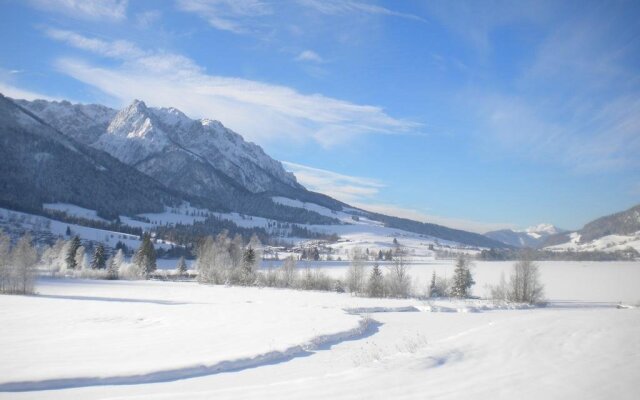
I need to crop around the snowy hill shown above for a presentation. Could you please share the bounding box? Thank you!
[485,224,564,248]
[543,204,640,253]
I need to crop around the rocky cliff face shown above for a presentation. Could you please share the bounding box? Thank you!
[18,98,301,198]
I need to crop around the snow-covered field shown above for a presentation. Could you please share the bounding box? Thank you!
[1,261,639,399]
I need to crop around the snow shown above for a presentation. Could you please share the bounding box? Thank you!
[1,270,638,399]
[547,231,640,253]
[43,203,108,223]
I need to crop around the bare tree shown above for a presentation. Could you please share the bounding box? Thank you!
[0,231,10,292]
[346,247,366,295]
[508,257,545,304]
[278,256,298,288]
[385,252,411,298]
[8,234,37,294]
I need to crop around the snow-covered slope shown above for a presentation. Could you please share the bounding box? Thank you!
[485,223,564,248]
[542,204,640,252]
[1,277,638,398]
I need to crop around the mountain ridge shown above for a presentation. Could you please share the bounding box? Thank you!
[3,93,508,248]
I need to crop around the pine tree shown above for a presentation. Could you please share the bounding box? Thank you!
[91,244,107,270]
[451,255,475,298]
[133,233,156,278]
[367,263,385,297]
[176,256,187,277]
[429,270,438,297]
[65,226,71,236]
[66,236,81,270]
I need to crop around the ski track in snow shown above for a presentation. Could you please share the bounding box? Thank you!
[0,312,381,392]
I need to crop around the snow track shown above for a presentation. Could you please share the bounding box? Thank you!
[0,316,381,392]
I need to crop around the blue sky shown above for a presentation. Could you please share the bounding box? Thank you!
[1,0,639,232]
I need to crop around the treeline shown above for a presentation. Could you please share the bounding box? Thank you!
[43,209,144,237]
[478,247,639,261]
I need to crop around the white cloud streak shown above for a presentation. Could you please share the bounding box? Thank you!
[28,0,128,21]
[282,161,384,203]
[46,30,417,146]
[298,0,425,22]
[296,50,324,63]
[177,0,424,34]
[0,81,61,102]
[284,160,513,233]
[176,0,272,34]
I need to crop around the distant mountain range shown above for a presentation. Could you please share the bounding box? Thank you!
[0,93,506,249]
[485,224,565,248]
[485,206,640,253]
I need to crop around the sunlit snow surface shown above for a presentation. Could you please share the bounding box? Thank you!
[1,261,639,399]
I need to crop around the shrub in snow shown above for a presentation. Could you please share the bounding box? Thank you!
[299,267,332,291]
[277,256,298,288]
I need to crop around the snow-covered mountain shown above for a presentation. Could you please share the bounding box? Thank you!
[485,224,564,248]
[0,94,183,218]
[17,98,301,198]
[3,94,508,248]
[543,204,640,253]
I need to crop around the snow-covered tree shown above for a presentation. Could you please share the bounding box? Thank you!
[75,245,87,270]
[176,256,187,277]
[133,233,156,278]
[66,235,81,269]
[346,247,366,294]
[90,244,107,270]
[9,234,37,294]
[366,263,384,297]
[240,247,257,285]
[451,255,475,298]
[106,249,124,280]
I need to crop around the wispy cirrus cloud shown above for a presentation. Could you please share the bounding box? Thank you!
[425,1,640,173]
[177,0,424,35]
[27,0,128,21]
[0,81,61,102]
[298,0,425,22]
[296,50,324,63]
[282,161,384,203]
[283,161,513,233]
[176,0,272,34]
[45,28,145,59]
[45,30,418,146]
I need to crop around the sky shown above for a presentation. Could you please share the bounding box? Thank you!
[1,0,639,233]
